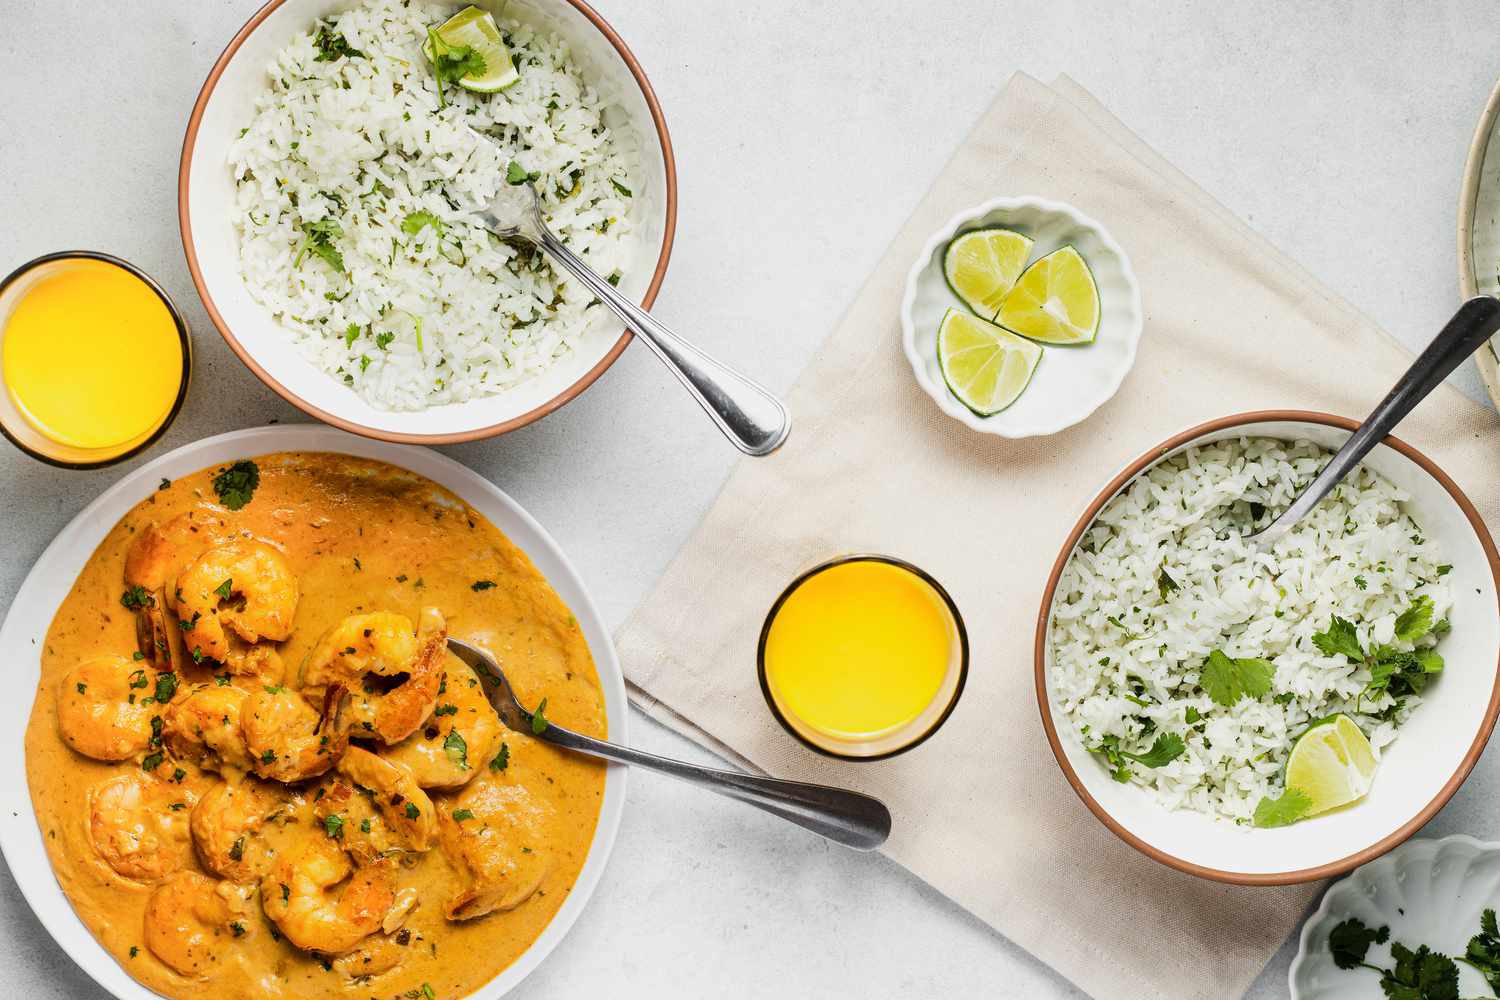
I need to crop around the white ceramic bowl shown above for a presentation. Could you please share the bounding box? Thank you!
[900,196,1142,438]
[180,0,676,444]
[1035,412,1500,884]
[0,424,628,998]
[1291,835,1500,998]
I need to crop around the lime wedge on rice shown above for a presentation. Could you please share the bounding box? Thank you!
[943,228,1034,320]
[996,245,1101,345]
[1256,714,1378,827]
[422,5,520,93]
[936,308,1042,416]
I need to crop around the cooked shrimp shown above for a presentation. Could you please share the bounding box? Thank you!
[437,768,552,919]
[330,932,408,979]
[223,644,285,685]
[301,608,446,745]
[163,683,254,773]
[124,511,234,672]
[191,778,288,882]
[57,655,160,761]
[143,871,253,977]
[88,771,196,883]
[261,833,397,954]
[383,657,502,789]
[315,746,437,858]
[241,684,351,783]
[173,540,299,663]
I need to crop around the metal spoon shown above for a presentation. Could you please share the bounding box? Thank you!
[474,177,791,456]
[446,637,892,851]
[1251,295,1500,545]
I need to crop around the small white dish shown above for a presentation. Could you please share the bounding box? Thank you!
[1036,413,1500,884]
[900,196,1142,438]
[0,424,627,999]
[1291,835,1500,999]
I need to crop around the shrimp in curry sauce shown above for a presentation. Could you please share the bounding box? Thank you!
[25,453,608,1000]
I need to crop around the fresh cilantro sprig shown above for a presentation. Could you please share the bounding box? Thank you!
[1200,650,1275,707]
[212,460,260,510]
[312,24,364,62]
[401,210,445,238]
[1328,912,1500,999]
[1157,566,1180,601]
[1464,909,1500,993]
[1251,787,1312,828]
[1312,600,1445,699]
[426,28,486,108]
[294,218,345,272]
[1087,732,1185,783]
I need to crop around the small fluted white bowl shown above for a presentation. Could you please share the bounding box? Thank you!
[900,196,1142,438]
[1292,835,1500,998]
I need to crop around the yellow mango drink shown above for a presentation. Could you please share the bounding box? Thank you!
[0,254,188,467]
[759,556,967,759]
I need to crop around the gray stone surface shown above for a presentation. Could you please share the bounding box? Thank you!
[2,2,1498,996]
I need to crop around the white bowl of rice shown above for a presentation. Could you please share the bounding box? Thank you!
[1035,411,1500,884]
[181,0,675,443]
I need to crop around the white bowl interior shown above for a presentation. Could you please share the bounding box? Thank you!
[901,197,1142,438]
[0,424,627,999]
[1043,419,1500,877]
[185,0,670,437]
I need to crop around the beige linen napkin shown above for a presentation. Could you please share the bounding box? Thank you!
[617,72,1500,999]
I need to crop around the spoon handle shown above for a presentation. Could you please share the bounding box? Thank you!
[536,721,891,851]
[534,227,791,456]
[1259,295,1500,540]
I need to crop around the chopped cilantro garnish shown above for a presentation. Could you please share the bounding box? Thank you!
[120,585,154,610]
[443,730,469,770]
[451,808,475,822]
[212,459,260,510]
[470,579,497,592]
[610,178,632,198]
[312,24,364,62]
[490,742,510,771]
[323,814,345,839]
[1251,787,1312,828]
[401,210,445,237]
[530,698,550,735]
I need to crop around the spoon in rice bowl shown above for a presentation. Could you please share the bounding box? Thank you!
[1251,296,1500,545]
[475,172,790,456]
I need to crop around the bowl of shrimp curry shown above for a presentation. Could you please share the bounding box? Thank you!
[24,451,609,999]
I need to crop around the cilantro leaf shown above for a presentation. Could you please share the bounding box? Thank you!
[1157,566,1180,601]
[531,697,550,735]
[214,577,233,600]
[1313,615,1365,661]
[1126,732,1185,768]
[344,323,361,347]
[323,814,345,839]
[442,730,469,770]
[1394,595,1435,643]
[120,585,155,611]
[1465,908,1500,993]
[506,160,534,185]
[401,211,445,238]
[1330,917,1390,970]
[1200,650,1275,707]
[1383,943,1459,1000]
[1251,787,1312,828]
[610,178,632,198]
[294,218,345,272]
[1087,731,1186,781]
[313,24,364,61]
[212,460,260,510]
[426,28,486,107]
[489,741,510,771]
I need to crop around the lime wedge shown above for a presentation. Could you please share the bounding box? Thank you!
[936,308,1043,416]
[422,6,520,94]
[1283,714,1378,818]
[996,245,1101,345]
[943,228,1033,320]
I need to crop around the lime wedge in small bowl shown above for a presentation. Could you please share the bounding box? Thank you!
[943,228,1033,320]
[997,245,1101,345]
[936,308,1042,416]
[422,5,520,94]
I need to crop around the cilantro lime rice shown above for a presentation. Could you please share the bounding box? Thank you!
[1048,437,1453,825]
[229,0,636,410]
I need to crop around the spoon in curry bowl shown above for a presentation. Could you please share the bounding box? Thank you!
[446,637,892,851]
